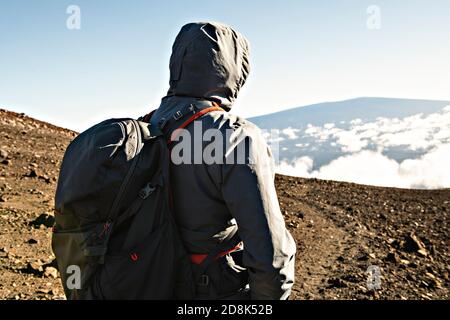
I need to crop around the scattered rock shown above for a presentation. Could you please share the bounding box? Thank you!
[420,294,432,300]
[341,274,360,283]
[36,288,50,294]
[29,213,55,228]
[22,261,44,275]
[23,168,52,183]
[387,238,400,247]
[43,267,58,279]
[39,174,51,183]
[424,272,442,288]
[0,194,7,202]
[44,259,58,270]
[385,252,400,264]
[356,251,369,261]
[0,149,8,159]
[403,233,429,257]
[26,238,38,245]
[27,169,38,178]
[399,259,410,265]
[327,277,348,288]
[288,221,299,228]
[417,249,429,257]
[0,183,12,191]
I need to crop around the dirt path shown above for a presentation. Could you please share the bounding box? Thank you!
[278,178,363,299]
[277,175,449,300]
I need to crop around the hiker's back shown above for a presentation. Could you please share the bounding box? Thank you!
[151,96,273,299]
[152,97,243,252]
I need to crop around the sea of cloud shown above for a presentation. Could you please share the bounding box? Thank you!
[275,105,450,189]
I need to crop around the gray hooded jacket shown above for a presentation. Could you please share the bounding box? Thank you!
[151,22,296,300]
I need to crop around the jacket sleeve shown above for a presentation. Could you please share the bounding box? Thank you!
[220,124,296,300]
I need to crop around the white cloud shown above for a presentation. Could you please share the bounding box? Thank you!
[276,144,450,189]
[281,127,300,140]
[301,105,450,152]
[398,143,450,188]
[304,124,319,135]
[295,143,309,148]
[350,118,362,125]
[311,150,401,187]
[278,156,313,177]
[334,131,368,152]
[275,105,450,189]
[376,129,430,150]
[262,129,285,143]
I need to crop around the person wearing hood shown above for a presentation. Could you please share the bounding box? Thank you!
[150,22,296,300]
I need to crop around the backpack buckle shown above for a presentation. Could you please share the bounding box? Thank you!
[188,104,196,114]
[173,110,183,120]
[139,183,156,199]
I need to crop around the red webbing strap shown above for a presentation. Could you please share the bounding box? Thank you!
[189,242,243,265]
[168,103,223,144]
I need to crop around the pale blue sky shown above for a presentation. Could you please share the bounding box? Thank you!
[1,0,449,131]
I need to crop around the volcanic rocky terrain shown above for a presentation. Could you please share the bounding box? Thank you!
[0,108,448,300]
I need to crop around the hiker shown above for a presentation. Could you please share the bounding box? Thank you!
[53,21,295,301]
[149,22,296,300]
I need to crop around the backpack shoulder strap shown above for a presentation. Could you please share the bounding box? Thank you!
[139,110,156,123]
[142,101,224,145]
[168,103,223,144]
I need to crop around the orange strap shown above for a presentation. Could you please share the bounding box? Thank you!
[141,102,223,144]
[189,242,243,265]
[168,102,223,144]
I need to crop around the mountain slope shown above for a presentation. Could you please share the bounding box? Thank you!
[0,108,448,300]
[250,97,450,129]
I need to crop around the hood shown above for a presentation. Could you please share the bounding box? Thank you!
[166,22,251,111]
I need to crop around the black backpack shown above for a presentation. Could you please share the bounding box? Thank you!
[52,103,224,299]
